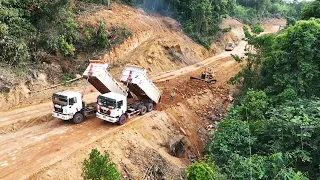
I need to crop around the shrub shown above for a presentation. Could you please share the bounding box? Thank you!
[185,161,226,180]
[95,21,110,48]
[82,149,120,180]
[251,24,264,34]
[0,37,29,66]
[59,36,75,56]
[109,25,132,47]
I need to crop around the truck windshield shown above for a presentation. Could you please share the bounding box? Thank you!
[98,96,116,109]
[52,94,68,106]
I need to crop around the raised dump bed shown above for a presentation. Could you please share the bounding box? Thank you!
[120,65,161,104]
[83,61,126,95]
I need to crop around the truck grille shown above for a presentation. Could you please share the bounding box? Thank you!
[54,107,63,113]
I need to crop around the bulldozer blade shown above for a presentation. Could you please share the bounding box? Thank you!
[190,76,201,80]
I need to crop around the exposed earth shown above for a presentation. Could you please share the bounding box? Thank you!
[0,3,286,180]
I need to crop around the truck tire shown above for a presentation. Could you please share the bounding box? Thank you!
[138,105,147,115]
[146,103,153,112]
[117,114,127,125]
[72,113,84,124]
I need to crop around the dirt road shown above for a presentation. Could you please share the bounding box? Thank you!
[0,50,244,180]
[1,22,288,178]
[151,40,246,82]
[0,112,159,180]
[0,40,247,134]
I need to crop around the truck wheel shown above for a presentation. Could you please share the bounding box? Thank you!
[117,115,127,125]
[72,113,84,124]
[146,103,153,112]
[138,105,147,115]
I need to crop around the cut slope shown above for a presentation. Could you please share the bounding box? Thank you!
[77,3,210,74]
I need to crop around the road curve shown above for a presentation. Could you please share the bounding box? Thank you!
[0,41,247,180]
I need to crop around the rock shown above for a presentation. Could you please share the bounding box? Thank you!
[180,127,187,136]
[0,86,10,93]
[206,124,214,130]
[168,135,187,158]
[188,155,196,163]
[211,114,220,121]
[147,58,153,64]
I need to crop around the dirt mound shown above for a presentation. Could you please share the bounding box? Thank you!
[261,18,287,33]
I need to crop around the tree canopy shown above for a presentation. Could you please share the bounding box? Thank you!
[187,5,320,179]
[301,0,320,20]
[261,19,320,98]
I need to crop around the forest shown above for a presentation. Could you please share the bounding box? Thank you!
[1,0,320,178]
[0,0,306,68]
[186,0,320,179]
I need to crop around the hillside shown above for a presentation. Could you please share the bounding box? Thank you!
[0,0,304,179]
[0,3,243,111]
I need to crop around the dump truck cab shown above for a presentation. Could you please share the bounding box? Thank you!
[225,42,234,51]
[52,91,83,121]
[96,92,127,123]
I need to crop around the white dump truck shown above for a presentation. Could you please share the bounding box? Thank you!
[96,65,162,125]
[52,61,161,125]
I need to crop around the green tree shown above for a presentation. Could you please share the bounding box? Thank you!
[260,19,320,98]
[237,90,269,121]
[208,98,319,179]
[251,24,264,34]
[82,149,120,180]
[301,0,320,20]
[229,26,275,91]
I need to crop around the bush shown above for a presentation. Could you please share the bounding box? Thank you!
[0,37,30,66]
[95,21,111,48]
[109,25,132,47]
[185,161,226,180]
[82,149,120,180]
[59,36,75,56]
[250,24,264,34]
[79,22,132,51]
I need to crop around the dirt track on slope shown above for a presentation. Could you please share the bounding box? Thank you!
[0,16,285,179]
[0,55,240,180]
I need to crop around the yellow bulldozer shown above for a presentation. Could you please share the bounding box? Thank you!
[190,69,217,84]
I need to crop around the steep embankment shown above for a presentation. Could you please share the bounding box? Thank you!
[0,3,243,111]
[0,19,286,180]
[27,56,239,180]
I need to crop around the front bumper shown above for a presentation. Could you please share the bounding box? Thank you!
[52,112,73,121]
[96,112,118,123]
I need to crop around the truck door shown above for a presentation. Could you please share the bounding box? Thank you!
[68,97,79,115]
